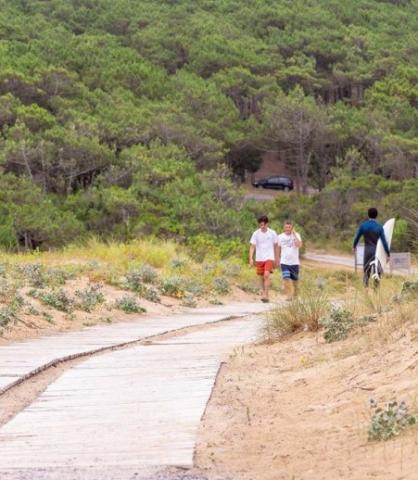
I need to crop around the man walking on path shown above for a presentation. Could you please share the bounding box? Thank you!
[249,215,279,303]
[277,220,302,300]
[353,207,390,287]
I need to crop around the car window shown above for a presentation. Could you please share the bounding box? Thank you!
[269,177,281,184]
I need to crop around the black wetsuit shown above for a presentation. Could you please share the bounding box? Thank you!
[353,219,390,286]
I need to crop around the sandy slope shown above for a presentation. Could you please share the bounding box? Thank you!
[195,315,418,480]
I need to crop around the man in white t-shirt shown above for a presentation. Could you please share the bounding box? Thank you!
[249,215,279,303]
[277,220,302,299]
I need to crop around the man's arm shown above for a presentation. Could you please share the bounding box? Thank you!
[274,242,280,266]
[379,227,390,257]
[249,244,255,266]
[293,232,302,248]
[353,225,363,249]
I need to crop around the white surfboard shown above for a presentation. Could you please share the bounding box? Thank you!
[374,217,395,274]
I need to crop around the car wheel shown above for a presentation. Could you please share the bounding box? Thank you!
[254,184,260,188]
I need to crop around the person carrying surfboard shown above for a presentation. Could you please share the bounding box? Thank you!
[353,207,390,287]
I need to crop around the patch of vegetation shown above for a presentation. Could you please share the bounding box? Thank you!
[170,258,188,269]
[159,276,185,298]
[42,311,54,323]
[265,288,329,340]
[400,281,418,301]
[74,284,105,312]
[19,263,45,288]
[45,267,75,286]
[368,399,418,442]
[143,287,161,303]
[31,288,74,313]
[0,294,24,331]
[239,282,259,294]
[137,264,158,284]
[212,277,230,295]
[181,293,197,308]
[114,295,146,314]
[320,307,354,343]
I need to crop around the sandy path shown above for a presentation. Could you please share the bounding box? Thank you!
[195,320,418,479]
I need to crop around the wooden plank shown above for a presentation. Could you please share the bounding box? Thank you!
[0,317,262,471]
[0,303,269,393]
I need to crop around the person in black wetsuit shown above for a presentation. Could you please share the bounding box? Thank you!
[353,207,390,287]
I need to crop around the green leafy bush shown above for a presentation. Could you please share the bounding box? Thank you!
[368,399,418,442]
[212,277,231,294]
[320,307,354,343]
[32,288,74,313]
[19,263,45,288]
[159,276,185,298]
[114,295,146,314]
[143,287,161,303]
[75,284,105,312]
[137,264,158,284]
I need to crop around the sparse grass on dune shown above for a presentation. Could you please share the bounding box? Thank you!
[264,263,418,345]
[0,238,268,337]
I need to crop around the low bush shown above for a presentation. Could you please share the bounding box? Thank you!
[137,264,158,284]
[212,277,230,294]
[368,399,418,441]
[31,288,74,313]
[19,263,45,288]
[320,307,354,343]
[143,287,161,303]
[75,284,105,312]
[114,295,146,314]
[159,276,185,298]
[181,293,197,308]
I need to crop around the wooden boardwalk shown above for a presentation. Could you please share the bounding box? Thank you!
[0,303,268,394]
[0,316,262,478]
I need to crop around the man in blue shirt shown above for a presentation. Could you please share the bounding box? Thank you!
[353,207,390,287]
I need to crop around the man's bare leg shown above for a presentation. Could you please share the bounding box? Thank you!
[283,279,294,300]
[262,271,271,301]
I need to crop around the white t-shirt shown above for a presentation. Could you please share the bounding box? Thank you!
[277,232,302,265]
[250,228,278,261]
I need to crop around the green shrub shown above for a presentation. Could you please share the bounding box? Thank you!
[320,307,354,343]
[170,258,188,269]
[33,288,74,313]
[19,263,45,288]
[159,276,185,298]
[137,264,158,284]
[114,295,146,314]
[265,289,329,340]
[0,305,18,329]
[143,287,161,303]
[0,294,24,330]
[181,293,197,308]
[212,277,230,294]
[45,267,75,286]
[400,281,418,300]
[124,270,144,293]
[75,284,105,312]
[368,399,418,442]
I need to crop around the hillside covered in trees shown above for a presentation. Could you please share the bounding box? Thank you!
[0,0,417,250]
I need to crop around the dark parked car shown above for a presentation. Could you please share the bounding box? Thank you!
[252,175,294,191]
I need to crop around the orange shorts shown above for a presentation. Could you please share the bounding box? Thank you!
[256,260,274,276]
